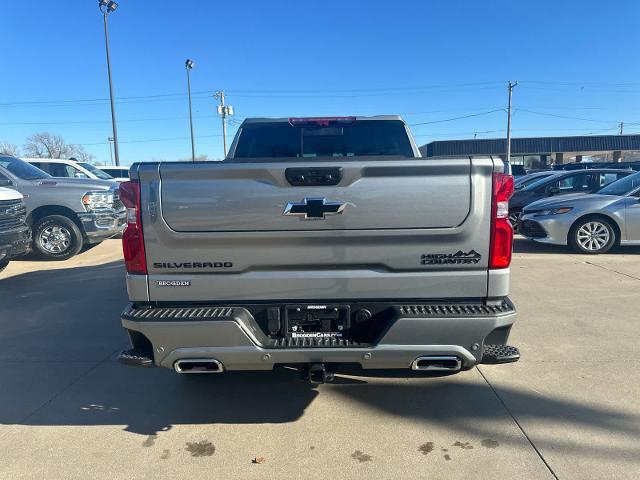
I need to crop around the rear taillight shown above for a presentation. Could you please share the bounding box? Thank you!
[489,172,515,269]
[119,180,147,274]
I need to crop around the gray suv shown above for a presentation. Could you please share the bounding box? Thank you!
[0,155,125,260]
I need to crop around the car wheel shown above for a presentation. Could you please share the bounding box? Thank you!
[0,259,8,273]
[569,217,616,254]
[508,209,521,226]
[32,215,84,261]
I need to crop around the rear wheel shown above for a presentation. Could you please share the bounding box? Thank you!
[569,217,616,254]
[32,215,84,261]
[508,209,522,226]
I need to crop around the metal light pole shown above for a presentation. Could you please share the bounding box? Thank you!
[506,81,518,166]
[99,0,121,166]
[185,59,196,162]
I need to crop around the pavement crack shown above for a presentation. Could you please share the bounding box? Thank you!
[581,260,640,281]
[477,366,559,480]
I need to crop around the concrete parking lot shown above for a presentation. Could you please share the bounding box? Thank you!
[0,239,638,480]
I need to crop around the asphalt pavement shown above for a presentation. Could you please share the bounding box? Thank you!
[0,239,638,480]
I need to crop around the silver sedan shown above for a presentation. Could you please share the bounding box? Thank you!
[518,171,640,253]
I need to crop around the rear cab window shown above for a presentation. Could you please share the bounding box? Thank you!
[231,118,416,160]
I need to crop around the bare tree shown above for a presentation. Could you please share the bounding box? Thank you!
[0,141,20,156]
[23,132,94,162]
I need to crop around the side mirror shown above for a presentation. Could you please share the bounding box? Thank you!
[546,186,560,196]
[74,172,88,179]
[0,179,13,187]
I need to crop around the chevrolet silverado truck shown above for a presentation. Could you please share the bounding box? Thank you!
[0,155,125,260]
[118,116,519,383]
[0,183,30,272]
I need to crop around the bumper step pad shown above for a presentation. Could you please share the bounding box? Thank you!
[481,344,520,364]
[268,337,370,349]
[118,348,154,368]
[397,300,514,317]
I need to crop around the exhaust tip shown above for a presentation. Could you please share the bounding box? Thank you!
[174,358,224,374]
[411,356,461,372]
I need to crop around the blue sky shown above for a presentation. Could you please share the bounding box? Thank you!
[1,0,639,165]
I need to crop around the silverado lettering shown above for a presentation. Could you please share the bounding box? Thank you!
[153,262,233,269]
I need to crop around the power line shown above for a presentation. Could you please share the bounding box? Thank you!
[227,86,504,99]
[520,80,640,87]
[409,109,504,126]
[0,114,214,126]
[76,131,239,146]
[516,108,640,125]
[0,82,507,107]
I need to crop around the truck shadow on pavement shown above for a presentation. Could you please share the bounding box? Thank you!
[1,260,639,464]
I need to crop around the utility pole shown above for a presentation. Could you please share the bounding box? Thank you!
[214,91,234,158]
[506,81,518,167]
[619,122,624,135]
[185,59,196,161]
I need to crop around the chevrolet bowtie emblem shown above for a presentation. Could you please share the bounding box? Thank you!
[283,197,346,220]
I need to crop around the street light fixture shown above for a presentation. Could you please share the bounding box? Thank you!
[185,59,196,162]
[99,0,121,166]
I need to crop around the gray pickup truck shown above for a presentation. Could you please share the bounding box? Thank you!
[118,116,519,383]
[0,155,125,260]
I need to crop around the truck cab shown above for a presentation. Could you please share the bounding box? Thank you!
[25,158,115,181]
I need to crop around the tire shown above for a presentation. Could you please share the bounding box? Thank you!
[569,216,616,254]
[0,259,8,273]
[32,215,84,261]
[508,209,522,227]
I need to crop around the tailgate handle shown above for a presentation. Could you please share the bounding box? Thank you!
[285,167,342,186]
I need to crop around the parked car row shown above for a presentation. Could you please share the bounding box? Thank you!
[552,161,640,171]
[516,169,640,253]
[25,158,130,182]
[0,155,126,264]
[509,169,633,224]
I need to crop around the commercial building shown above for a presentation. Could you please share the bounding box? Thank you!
[420,134,640,169]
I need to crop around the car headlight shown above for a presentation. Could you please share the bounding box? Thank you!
[82,191,114,211]
[534,207,573,216]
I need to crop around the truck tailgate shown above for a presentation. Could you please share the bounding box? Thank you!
[160,162,470,231]
[136,157,495,302]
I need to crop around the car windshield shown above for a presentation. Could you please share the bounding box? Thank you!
[596,171,640,196]
[78,162,113,180]
[0,156,51,180]
[522,175,556,191]
[515,172,556,190]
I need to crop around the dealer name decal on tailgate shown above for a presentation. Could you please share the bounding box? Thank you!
[156,280,191,287]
